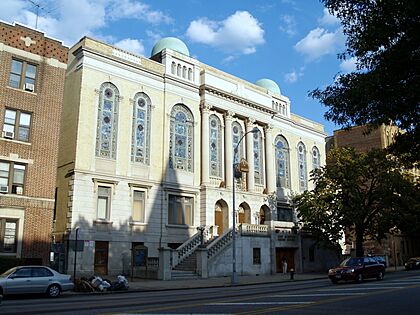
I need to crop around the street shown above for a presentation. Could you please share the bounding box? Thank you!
[1,271,419,314]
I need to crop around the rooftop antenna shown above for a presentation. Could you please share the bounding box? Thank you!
[27,0,57,29]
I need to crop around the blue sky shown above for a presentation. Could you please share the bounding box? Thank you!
[1,0,357,135]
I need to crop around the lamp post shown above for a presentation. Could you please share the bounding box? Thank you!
[231,127,259,285]
[73,227,79,283]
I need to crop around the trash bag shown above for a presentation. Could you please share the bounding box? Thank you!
[109,275,129,291]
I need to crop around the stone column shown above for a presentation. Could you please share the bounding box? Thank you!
[158,247,172,280]
[224,111,234,188]
[246,119,256,192]
[265,125,275,193]
[201,102,211,185]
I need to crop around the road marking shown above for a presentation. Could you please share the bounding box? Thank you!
[318,286,404,291]
[269,293,366,297]
[209,302,314,305]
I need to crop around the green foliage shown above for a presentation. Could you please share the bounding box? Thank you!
[312,0,420,163]
[0,256,24,274]
[294,147,419,256]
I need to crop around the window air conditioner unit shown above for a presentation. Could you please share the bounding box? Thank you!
[0,186,8,193]
[24,83,34,92]
[16,187,23,195]
[2,131,14,139]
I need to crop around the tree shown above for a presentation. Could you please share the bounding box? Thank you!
[294,147,419,257]
[311,0,420,163]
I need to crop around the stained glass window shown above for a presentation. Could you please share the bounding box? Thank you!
[298,142,307,191]
[169,104,194,171]
[96,83,119,159]
[232,122,243,163]
[131,93,151,164]
[275,135,290,188]
[209,115,222,177]
[253,129,264,185]
[312,146,320,170]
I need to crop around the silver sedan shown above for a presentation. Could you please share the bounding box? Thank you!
[0,266,74,297]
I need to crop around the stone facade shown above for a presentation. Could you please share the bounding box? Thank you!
[54,36,327,277]
[0,22,68,264]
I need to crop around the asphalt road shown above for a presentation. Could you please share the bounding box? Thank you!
[1,270,419,314]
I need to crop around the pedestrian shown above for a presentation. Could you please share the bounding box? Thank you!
[282,256,288,274]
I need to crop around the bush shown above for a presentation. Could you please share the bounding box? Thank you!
[0,256,24,274]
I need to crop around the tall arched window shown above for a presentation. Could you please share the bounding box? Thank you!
[188,68,193,80]
[96,82,119,159]
[232,122,243,164]
[177,64,181,76]
[131,92,151,164]
[298,142,307,191]
[275,135,290,188]
[171,62,176,75]
[253,129,264,185]
[209,114,222,177]
[169,104,194,171]
[312,146,320,170]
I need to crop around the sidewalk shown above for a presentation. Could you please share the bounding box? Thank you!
[72,266,406,294]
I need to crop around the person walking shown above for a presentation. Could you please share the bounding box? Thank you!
[282,256,288,274]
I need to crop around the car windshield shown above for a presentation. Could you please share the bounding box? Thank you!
[0,267,18,276]
[340,258,363,267]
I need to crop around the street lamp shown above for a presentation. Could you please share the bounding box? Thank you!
[231,126,259,285]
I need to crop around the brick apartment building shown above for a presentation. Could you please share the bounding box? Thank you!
[0,21,68,264]
[330,125,420,265]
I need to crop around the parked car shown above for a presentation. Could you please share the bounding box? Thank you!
[328,257,385,284]
[0,266,74,297]
[404,257,420,270]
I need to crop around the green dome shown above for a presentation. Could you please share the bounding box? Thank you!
[151,37,190,57]
[255,78,281,95]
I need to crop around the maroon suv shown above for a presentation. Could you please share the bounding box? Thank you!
[328,257,385,284]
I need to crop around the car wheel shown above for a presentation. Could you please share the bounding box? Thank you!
[47,284,61,298]
[377,271,384,281]
[356,273,363,283]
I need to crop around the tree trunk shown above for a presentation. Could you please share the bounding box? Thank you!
[355,226,364,257]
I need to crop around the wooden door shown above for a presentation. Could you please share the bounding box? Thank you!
[94,241,109,275]
[215,210,224,234]
[276,248,295,273]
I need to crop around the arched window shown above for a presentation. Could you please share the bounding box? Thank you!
[275,135,290,188]
[182,66,187,78]
[298,142,307,191]
[96,82,119,159]
[232,122,243,164]
[188,68,193,81]
[209,114,222,177]
[177,64,181,76]
[171,62,176,75]
[312,146,320,170]
[169,104,194,171]
[253,129,264,185]
[131,92,151,164]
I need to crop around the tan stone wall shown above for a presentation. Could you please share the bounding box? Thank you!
[0,22,68,263]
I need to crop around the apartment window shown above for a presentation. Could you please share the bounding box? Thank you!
[253,248,261,264]
[0,218,18,253]
[0,161,25,194]
[9,59,37,91]
[97,186,111,220]
[168,195,193,225]
[2,109,31,142]
[132,190,145,222]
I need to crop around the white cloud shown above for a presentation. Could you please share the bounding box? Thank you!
[339,57,357,73]
[294,27,345,61]
[319,8,340,26]
[284,67,304,83]
[186,11,265,55]
[108,0,172,24]
[279,15,297,37]
[114,38,145,56]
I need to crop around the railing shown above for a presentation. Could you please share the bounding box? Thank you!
[207,228,234,260]
[240,223,269,236]
[173,225,214,269]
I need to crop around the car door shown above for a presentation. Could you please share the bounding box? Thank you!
[364,257,377,278]
[31,267,54,293]
[5,267,33,294]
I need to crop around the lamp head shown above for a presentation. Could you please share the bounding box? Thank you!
[251,127,259,134]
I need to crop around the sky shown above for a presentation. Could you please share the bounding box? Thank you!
[0,0,357,136]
